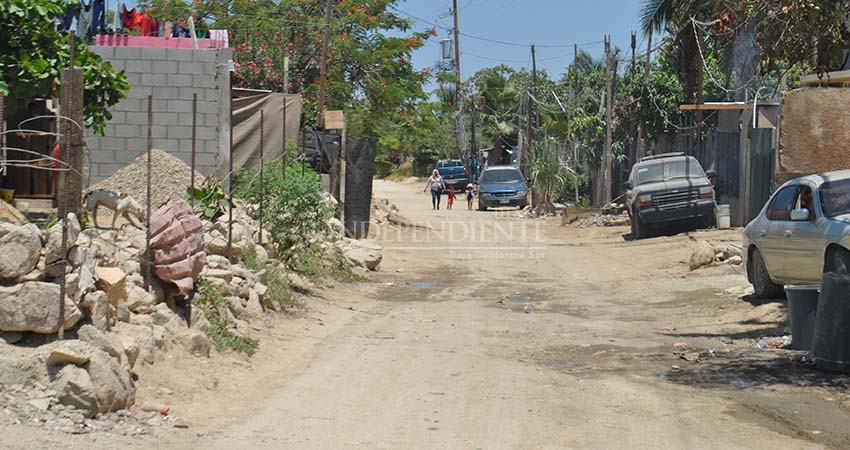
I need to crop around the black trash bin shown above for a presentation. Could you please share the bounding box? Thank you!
[812,272,850,372]
[785,286,819,350]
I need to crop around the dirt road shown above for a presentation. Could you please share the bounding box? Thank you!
[7,179,850,449]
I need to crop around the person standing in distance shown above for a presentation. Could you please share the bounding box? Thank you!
[424,169,445,210]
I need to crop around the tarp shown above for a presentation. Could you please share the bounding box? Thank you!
[344,136,377,239]
[231,90,302,171]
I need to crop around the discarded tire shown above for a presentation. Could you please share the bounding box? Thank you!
[812,272,850,372]
[785,286,819,350]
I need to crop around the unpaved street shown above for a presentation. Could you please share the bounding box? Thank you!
[6,179,850,449]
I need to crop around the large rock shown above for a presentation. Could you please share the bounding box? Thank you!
[149,303,186,335]
[44,213,81,265]
[0,199,28,225]
[126,284,156,314]
[112,322,156,366]
[689,240,716,271]
[94,266,128,307]
[0,282,81,333]
[340,239,383,271]
[54,364,98,416]
[176,329,210,357]
[77,325,126,364]
[0,222,41,279]
[43,339,134,416]
[81,291,111,331]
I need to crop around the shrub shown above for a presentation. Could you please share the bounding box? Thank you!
[195,280,258,356]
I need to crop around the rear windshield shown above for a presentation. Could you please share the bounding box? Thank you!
[480,169,523,184]
[634,157,705,185]
[437,160,463,168]
[819,179,850,217]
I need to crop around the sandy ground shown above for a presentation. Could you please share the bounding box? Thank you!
[5,179,850,449]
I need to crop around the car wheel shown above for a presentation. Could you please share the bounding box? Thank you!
[752,248,783,298]
[478,200,487,211]
[834,247,850,275]
[633,212,647,240]
[703,211,716,230]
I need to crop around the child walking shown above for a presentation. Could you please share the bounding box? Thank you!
[466,183,474,210]
[446,188,456,210]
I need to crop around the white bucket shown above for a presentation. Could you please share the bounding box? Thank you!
[716,204,731,229]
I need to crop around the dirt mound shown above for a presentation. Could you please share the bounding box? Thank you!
[90,150,206,214]
[384,161,412,182]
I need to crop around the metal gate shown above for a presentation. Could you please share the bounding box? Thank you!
[748,128,774,222]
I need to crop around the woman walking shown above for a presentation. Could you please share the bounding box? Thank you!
[424,169,445,210]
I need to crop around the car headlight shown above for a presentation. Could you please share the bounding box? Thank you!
[699,186,714,198]
[638,194,652,206]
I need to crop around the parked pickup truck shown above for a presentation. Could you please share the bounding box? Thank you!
[436,159,468,191]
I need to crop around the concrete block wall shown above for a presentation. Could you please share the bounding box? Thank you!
[85,46,232,184]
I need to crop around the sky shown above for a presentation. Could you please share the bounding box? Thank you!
[395,0,647,83]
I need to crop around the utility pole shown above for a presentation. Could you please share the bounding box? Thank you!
[470,100,477,180]
[601,34,613,207]
[695,16,704,156]
[630,31,637,173]
[637,28,652,160]
[318,0,332,129]
[573,43,579,204]
[451,0,468,162]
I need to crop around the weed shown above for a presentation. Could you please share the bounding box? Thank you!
[195,280,258,356]
[240,244,263,272]
[265,268,299,308]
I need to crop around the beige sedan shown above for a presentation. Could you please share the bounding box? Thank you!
[743,170,850,297]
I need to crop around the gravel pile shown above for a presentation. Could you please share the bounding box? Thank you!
[564,212,630,228]
[90,149,206,214]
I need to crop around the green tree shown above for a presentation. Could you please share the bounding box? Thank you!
[0,0,129,134]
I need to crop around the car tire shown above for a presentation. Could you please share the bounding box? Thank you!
[752,248,783,298]
[633,212,648,240]
[478,200,487,211]
[834,247,850,275]
[703,211,716,230]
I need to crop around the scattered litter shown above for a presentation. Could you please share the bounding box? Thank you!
[670,365,682,373]
[382,282,395,287]
[523,305,532,314]
[673,342,689,350]
[756,340,768,349]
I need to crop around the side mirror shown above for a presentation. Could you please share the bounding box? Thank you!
[706,170,717,180]
[622,181,632,191]
[790,208,811,221]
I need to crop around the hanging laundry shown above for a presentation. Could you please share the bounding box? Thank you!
[59,1,80,32]
[77,0,92,38]
[209,29,229,48]
[121,5,137,31]
[90,0,105,36]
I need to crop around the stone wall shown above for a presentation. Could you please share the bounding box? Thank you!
[779,88,850,180]
[84,46,232,184]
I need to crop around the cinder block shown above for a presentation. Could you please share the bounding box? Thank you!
[152,60,178,74]
[99,163,126,178]
[115,148,143,164]
[178,114,194,127]
[125,112,148,126]
[91,46,115,59]
[167,74,193,87]
[124,138,147,152]
[178,87,201,100]
[149,99,166,113]
[192,75,215,88]
[197,101,217,114]
[152,138,179,152]
[152,112,177,126]
[140,47,168,61]
[100,137,126,150]
[205,139,220,154]
[109,111,126,123]
[195,151,218,167]
[178,61,204,75]
[152,125,167,139]
[166,48,194,62]
[108,59,126,71]
[194,51,217,63]
[126,60,152,73]
[141,74,166,86]
[114,47,141,60]
[126,85,150,99]
[203,63,217,76]
[114,98,140,112]
[152,87,179,100]
[167,100,193,114]
[103,124,114,136]
[206,88,221,102]
[115,124,141,138]
[168,126,193,139]
[124,73,141,86]
[196,126,217,141]
[204,113,219,128]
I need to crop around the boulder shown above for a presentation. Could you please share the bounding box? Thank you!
[94,266,128,307]
[189,308,210,331]
[245,288,264,317]
[206,255,231,271]
[0,222,41,279]
[76,325,126,363]
[227,296,248,319]
[112,322,156,366]
[204,268,234,283]
[176,329,210,357]
[126,284,156,314]
[286,272,315,292]
[0,282,81,333]
[53,364,98,417]
[44,213,81,265]
[327,217,345,236]
[340,239,383,271]
[150,303,186,335]
[0,199,28,225]
[689,240,716,271]
[81,291,111,331]
[253,243,270,266]
[43,339,135,416]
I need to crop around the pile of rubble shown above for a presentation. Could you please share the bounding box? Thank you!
[0,153,384,435]
[688,240,743,270]
[563,211,630,228]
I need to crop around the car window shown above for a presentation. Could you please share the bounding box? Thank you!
[767,186,799,221]
[480,169,522,184]
[820,179,850,218]
[634,157,705,185]
[794,186,816,219]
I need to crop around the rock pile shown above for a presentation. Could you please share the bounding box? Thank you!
[689,240,743,270]
[563,212,630,228]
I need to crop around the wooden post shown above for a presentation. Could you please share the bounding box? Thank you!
[259,109,264,245]
[145,95,152,291]
[282,96,287,181]
[339,116,346,232]
[600,35,614,206]
[190,93,197,207]
[317,0,332,129]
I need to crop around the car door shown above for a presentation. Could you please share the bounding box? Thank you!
[758,184,800,282]
[783,183,828,284]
